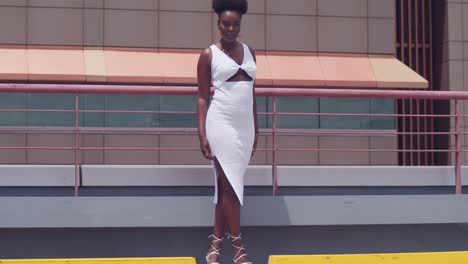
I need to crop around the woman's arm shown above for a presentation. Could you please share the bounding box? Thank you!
[249,46,259,156]
[197,48,213,160]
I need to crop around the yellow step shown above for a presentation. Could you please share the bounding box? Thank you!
[269,251,468,264]
[0,257,196,264]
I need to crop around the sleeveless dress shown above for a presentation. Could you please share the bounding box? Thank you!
[206,43,257,206]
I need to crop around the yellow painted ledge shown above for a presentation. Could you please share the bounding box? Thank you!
[0,257,196,264]
[269,251,468,264]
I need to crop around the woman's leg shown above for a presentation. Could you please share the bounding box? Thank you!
[214,158,251,263]
[206,160,226,263]
[213,173,226,237]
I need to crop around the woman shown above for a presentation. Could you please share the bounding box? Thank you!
[197,0,257,263]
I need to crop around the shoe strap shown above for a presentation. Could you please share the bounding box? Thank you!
[229,234,250,263]
[209,234,224,243]
[228,233,242,242]
[207,234,223,256]
[206,250,220,258]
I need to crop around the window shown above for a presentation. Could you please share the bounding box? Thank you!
[0,94,394,130]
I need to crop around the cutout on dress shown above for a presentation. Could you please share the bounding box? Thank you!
[226,68,253,82]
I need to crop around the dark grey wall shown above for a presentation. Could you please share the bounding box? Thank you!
[1,225,468,264]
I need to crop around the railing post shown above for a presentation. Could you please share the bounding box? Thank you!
[272,96,278,196]
[74,95,79,197]
[455,99,462,194]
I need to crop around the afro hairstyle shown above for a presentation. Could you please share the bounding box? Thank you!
[212,0,248,16]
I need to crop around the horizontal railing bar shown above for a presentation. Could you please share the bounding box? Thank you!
[0,146,456,153]
[1,83,468,100]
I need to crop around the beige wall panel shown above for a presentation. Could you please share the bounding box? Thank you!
[267,136,319,165]
[250,135,267,165]
[159,11,212,49]
[104,10,157,47]
[84,0,103,8]
[0,134,26,164]
[318,17,367,53]
[465,61,468,91]
[241,14,266,50]
[0,7,27,44]
[443,41,463,62]
[29,0,82,8]
[444,2,463,42]
[159,0,211,12]
[368,18,395,54]
[464,42,468,60]
[370,136,397,165]
[368,0,394,18]
[444,61,464,91]
[464,4,468,41]
[104,135,159,165]
[28,8,83,45]
[0,0,27,6]
[266,0,316,15]
[84,9,104,46]
[279,135,318,165]
[319,136,370,165]
[27,134,75,164]
[82,134,104,164]
[266,15,317,51]
[248,0,266,14]
[159,135,209,165]
[317,0,367,17]
[104,0,158,10]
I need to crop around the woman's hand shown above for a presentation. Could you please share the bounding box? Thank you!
[200,136,212,160]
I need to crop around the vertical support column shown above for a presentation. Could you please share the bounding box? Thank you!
[272,96,278,195]
[422,0,429,165]
[402,98,407,164]
[410,98,414,165]
[429,0,434,165]
[455,100,462,194]
[417,99,421,165]
[74,95,80,197]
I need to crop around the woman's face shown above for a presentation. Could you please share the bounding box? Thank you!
[218,10,242,43]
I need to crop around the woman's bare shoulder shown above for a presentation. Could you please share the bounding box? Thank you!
[198,47,213,65]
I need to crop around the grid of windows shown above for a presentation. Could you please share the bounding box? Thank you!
[0,94,394,130]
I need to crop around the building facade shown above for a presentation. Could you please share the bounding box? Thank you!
[0,0,418,166]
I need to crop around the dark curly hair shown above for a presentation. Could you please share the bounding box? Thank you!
[212,0,248,16]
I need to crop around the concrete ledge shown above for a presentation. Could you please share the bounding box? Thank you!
[82,165,467,187]
[81,165,272,186]
[1,195,468,228]
[268,251,468,264]
[0,165,75,186]
[2,165,468,187]
[0,257,196,264]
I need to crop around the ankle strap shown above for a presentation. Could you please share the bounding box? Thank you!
[228,233,249,263]
[209,234,224,243]
[228,233,242,242]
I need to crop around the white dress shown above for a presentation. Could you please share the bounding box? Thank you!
[206,43,257,206]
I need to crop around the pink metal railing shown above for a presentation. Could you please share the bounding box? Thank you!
[0,83,465,196]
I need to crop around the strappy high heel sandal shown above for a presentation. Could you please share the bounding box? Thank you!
[206,234,223,264]
[228,233,252,264]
